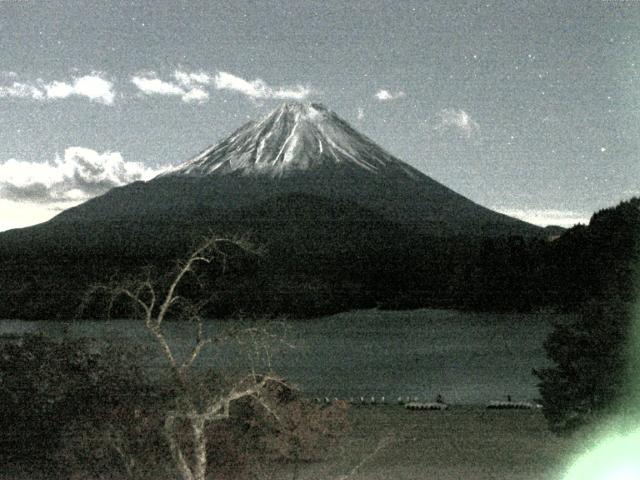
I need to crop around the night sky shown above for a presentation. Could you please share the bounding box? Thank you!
[1,0,638,231]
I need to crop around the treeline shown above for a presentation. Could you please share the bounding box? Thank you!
[0,197,637,320]
[533,198,640,433]
[220,196,639,317]
[394,197,639,314]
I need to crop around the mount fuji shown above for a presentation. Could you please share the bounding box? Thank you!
[32,102,540,239]
[0,102,544,319]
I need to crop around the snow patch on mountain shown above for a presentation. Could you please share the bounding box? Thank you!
[165,102,419,179]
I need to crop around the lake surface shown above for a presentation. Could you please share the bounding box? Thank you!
[0,309,562,404]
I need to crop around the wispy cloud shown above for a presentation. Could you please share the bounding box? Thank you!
[375,89,406,101]
[0,81,45,100]
[495,208,588,228]
[2,70,312,105]
[181,87,209,103]
[0,73,115,104]
[131,75,184,96]
[357,107,365,120]
[42,74,115,104]
[0,147,165,204]
[131,71,210,103]
[214,71,311,100]
[434,108,479,138]
[174,70,210,87]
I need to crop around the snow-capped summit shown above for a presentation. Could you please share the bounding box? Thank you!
[167,102,418,178]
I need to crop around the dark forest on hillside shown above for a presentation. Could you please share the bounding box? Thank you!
[0,197,637,321]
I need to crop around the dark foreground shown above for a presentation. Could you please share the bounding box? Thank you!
[2,406,578,480]
[284,405,576,480]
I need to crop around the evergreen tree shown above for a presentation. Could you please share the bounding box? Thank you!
[535,197,640,434]
[534,300,631,434]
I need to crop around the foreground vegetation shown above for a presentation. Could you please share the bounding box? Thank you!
[0,333,349,480]
[533,198,639,435]
[0,198,637,477]
[1,237,350,480]
[0,382,579,480]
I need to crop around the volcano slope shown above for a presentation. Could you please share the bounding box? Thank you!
[0,102,543,319]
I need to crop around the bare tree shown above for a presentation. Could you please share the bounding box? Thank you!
[90,235,288,480]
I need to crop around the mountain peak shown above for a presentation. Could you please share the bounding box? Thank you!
[254,101,333,131]
[166,102,418,179]
[271,101,329,116]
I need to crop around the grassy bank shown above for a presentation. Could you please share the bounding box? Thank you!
[286,405,577,480]
[1,405,579,480]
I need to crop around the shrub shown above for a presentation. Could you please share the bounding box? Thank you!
[0,334,160,477]
[534,300,631,434]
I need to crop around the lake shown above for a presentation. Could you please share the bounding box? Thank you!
[0,309,562,405]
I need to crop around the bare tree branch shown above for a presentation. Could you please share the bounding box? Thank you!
[164,414,196,480]
[156,252,208,326]
[89,235,275,480]
[80,234,294,480]
[180,337,212,372]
